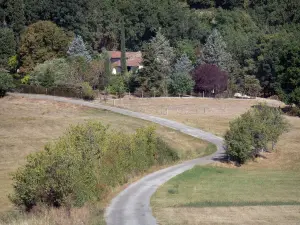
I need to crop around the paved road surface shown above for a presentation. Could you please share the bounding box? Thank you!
[9,93,224,225]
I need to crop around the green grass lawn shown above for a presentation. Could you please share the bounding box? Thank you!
[152,166,300,208]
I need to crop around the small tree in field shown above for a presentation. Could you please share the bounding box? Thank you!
[225,104,289,164]
[192,64,228,96]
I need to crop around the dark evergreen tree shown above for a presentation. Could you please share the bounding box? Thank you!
[120,19,127,75]
[6,0,25,33]
[0,28,16,69]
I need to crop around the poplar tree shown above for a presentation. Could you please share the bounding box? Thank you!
[120,19,127,75]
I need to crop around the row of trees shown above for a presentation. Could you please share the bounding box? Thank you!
[0,0,299,106]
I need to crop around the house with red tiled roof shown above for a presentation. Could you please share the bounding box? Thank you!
[108,51,143,74]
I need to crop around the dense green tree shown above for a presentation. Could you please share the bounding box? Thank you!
[215,9,260,65]
[169,72,195,96]
[136,44,163,96]
[276,44,300,106]
[0,27,16,69]
[175,40,198,64]
[187,0,215,9]
[169,54,194,96]
[243,75,261,97]
[137,30,175,96]
[0,72,15,97]
[254,32,294,96]
[6,0,25,33]
[19,21,71,72]
[0,0,7,26]
[225,105,288,164]
[30,58,70,88]
[248,0,300,27]
[103,50,111,89]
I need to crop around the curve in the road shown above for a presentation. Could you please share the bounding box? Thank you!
[9,93,225,225]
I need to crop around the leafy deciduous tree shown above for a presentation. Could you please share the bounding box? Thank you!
[243,75,261,97]
[192,64,228,96]
[0,72,15,97]
[19,21,71,72]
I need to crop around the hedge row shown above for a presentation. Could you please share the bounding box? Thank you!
[10,122,178,211]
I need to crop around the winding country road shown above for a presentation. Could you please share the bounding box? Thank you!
[9,93,224,225]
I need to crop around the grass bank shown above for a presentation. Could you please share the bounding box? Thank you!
[152,166,300,208]
[151,166,300,225]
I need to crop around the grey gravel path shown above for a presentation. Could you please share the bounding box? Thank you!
[9,93,224,225]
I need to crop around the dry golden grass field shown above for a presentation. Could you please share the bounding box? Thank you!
[0,95,210,217]
[105,97,285,136]
[104,96,300,224]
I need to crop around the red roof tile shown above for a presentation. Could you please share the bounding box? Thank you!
[112,57,142,67]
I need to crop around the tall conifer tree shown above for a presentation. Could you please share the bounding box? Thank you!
[120,19,127,75]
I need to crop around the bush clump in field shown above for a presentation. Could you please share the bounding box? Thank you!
[10,122,178,211]
[225,104,289,164]
[0,72,15,97]
[81,82,95,100]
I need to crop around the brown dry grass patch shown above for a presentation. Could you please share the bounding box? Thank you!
[105,97,284,136]
[155,206,300,225]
